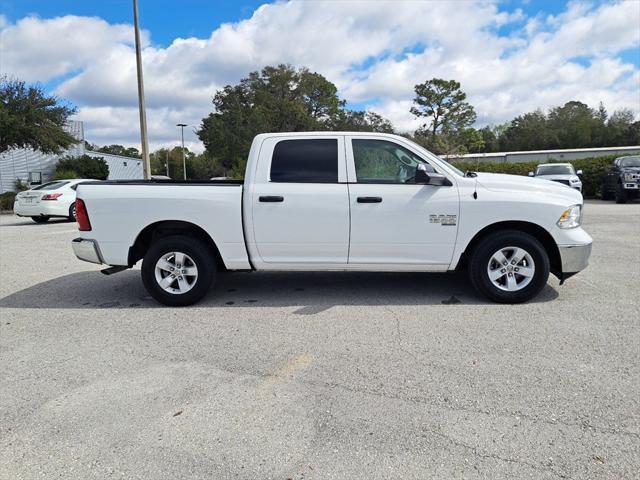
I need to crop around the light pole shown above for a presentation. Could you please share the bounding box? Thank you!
[177,123,187,180]
[133,0,151,179]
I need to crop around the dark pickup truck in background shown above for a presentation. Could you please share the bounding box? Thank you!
[602,155,640,203]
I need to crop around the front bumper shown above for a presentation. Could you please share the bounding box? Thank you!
[557,242,592,283]
[72,238,104,264]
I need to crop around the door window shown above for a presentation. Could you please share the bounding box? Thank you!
[270,139,338,183]
[352,139,434,184]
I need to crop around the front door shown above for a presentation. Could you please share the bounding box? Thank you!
[346,137,459,267]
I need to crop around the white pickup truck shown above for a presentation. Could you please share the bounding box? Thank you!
[72,132,592,306]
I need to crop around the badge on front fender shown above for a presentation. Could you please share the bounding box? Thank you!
[429,214,457,226]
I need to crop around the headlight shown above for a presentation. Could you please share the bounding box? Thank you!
[570,177,580,183]
[624,173,635,182]
[557,205,582,229]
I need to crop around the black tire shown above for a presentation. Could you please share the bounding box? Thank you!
[141,235,216,306]
[31,216,50,223]
[469,230,550,304]
[68,202,77,221]
[615,183,627,204]
[601,183,613,200]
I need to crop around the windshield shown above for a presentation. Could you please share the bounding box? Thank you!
[401,138,464,176]
[434,156,465,176]
[536,165,574,176]
[621,156,640,168]
[32,181,69,190]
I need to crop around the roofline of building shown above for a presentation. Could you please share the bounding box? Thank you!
[445,145,640,158]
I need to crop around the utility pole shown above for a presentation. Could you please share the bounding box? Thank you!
[165,148,169,177]
[133,0,151,179]
[177,123,187,180]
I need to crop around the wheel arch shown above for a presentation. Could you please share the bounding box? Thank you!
[128,220,226,269]
[458,221,561,278]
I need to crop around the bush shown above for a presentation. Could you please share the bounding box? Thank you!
[52,168,79,180]
[1,191,16,211]
[14,178,28,191]
[54,155,109,180]
[451,155,618,198]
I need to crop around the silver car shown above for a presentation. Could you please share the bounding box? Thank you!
[529,163,582,192]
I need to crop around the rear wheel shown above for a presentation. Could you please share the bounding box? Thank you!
[68,202,77,221]
[615,183,628,204]
[31,216,50,224]
[141,235,216,306]
[469,230,550,303]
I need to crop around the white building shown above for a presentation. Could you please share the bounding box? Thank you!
[0,121,143,193]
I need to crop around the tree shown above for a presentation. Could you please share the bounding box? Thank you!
[606,109,635,146]
[149,147,223,180]
[93,144,141,159]
[198,64,393,177]
[478,126,499,153]
[457,128,485,153]
[410,78,476,138]
[0,77,78,154]
[547,101,601,148]
[499,110,554,151]
[150,147,195,179]
[53,155,109,180]
[330,110,394,133]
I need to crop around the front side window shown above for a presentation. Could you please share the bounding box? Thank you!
[352,139,433,184]
[270,139,338,183]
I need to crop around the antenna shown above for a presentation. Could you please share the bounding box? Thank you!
[472,155,480,199]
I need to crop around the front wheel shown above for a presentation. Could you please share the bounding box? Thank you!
[141,235,216,306]
[615,183,628,204]
[469,230,550,303]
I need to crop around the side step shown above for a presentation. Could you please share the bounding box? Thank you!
[101,266,130,276]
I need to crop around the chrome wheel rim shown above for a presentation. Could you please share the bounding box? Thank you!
[487,246,535,292]
[154,252,198,295]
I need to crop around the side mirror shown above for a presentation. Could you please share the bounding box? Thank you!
[576,169,583,175]
[528,171,535,177]
[415,164,429,183]
[415,164,451,186]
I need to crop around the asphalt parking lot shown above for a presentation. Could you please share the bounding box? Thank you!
[0,200,638,479]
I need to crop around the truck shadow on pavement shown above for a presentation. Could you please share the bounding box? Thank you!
[0,269,559,310]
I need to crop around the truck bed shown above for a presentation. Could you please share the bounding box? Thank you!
[76,181,251,269]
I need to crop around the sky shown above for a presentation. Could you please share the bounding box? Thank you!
[1,0,639,152]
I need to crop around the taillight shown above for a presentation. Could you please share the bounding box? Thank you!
[42,193,63,200]
[76,199,92,231]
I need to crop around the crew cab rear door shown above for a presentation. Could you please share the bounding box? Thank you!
[247,135,350,266]
[345,136,459,267]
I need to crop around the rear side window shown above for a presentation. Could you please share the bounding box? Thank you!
[270,139,338,183]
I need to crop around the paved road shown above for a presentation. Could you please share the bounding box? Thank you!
[1,200,638,479]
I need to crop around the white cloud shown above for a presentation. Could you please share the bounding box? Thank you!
[1,0,639,151]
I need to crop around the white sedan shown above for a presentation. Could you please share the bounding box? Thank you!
[14,179,97,223]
